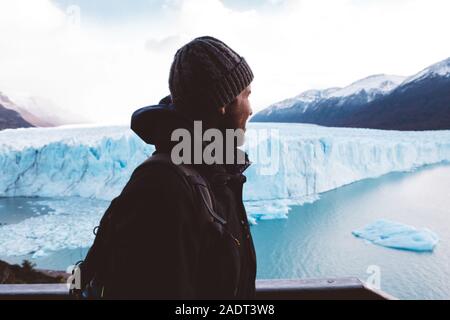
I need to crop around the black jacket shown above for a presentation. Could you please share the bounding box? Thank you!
[98,101,257,299]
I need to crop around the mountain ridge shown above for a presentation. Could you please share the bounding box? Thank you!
[252,57,450,130]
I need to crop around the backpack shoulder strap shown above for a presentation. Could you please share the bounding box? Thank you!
[142,153,227,225]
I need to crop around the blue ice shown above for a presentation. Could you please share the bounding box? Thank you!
[352,219,439,252]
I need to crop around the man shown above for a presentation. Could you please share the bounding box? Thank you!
[82,36,256,299]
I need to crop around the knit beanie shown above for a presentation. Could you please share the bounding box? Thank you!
[168,36,254,114]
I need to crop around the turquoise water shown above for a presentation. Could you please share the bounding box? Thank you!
[1,164,449,299]
[251,164,450,300]
[0,197,56,225]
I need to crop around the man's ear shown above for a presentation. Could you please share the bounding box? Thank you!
[218,106,226,115]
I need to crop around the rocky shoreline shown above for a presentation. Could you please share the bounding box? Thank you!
[0,259,69,284]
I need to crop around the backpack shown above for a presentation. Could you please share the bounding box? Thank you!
[70,153,227,299]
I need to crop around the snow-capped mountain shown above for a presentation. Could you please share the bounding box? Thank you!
[402,57,450,86]
[252,74,406,125]
[0,92,33,130]
[266,88,340,114]
[328,74,406,99]
[344,57,450,130]
[252,57,450,130]
[0,91,88,128]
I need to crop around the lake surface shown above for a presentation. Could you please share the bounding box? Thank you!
[1,164,449,299]
[252,163,450,300]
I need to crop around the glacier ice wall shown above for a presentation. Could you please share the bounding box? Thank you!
[0,125,153,200]
[1,123,450,205]
[1,123,450,258]
[243,123,450,203]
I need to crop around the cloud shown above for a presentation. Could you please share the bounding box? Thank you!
[220,0,285,11]
[0,0,449,124]
[145,35,182,52]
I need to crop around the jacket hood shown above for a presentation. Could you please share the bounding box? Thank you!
[131,99,192,148]
[131,97,251,175]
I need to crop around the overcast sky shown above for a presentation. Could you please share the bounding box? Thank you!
[0,0,449,124]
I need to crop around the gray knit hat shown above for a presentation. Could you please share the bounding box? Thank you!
[169,36,254,114]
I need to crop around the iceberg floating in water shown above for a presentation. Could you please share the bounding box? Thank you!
[352,219,439,252]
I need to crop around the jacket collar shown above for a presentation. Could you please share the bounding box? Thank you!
[200,148,251,186]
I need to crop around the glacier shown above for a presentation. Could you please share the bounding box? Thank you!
[352,219,439,252]
[1,123,450,258]
[1,123,450,216]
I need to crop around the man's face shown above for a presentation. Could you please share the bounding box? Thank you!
[221,85,253,132]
